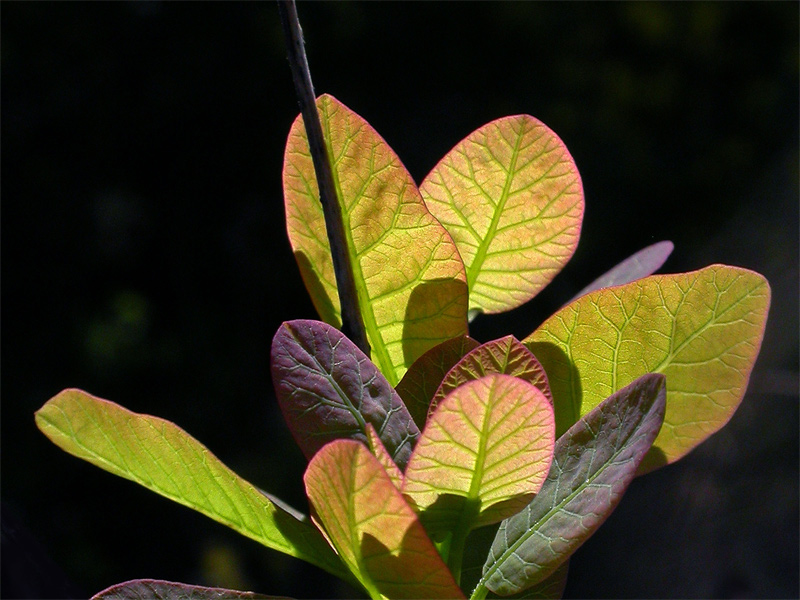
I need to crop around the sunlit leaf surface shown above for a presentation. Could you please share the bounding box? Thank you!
[525,265,770,471]
[304,439,465,600]
[420,115,583,314]
[403,374,555,533]
[91,579,284,600]
[395,335,480,429]
[35,390,346,581]
[284,94,468,385]
[566,240,674,304]
[271,319,419,470]
[430,336,552,417]
[365,423,403,490]
[480,374,666,596]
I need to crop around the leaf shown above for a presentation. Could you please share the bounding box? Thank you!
[402,374,555,534]
[430,336,552,417]
[395,335,480,429]
[485,561,569,599]
[479,374,666,596]
[91,579,285,600]
[566,240,674,304]
[304,439,465,600]
[365,423,403,490]
[271,319,420,470]
[420,115,584,315]
[525,265,771,471]
[284,94,468,385]
[35,390,348,582]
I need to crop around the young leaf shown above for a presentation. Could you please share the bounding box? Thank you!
[479,373,666,596]
[403,374,555,534]
[271,319,420,470]
[304,439,465,600]
[525,265,770,472]
[91,579,284,600]
[420,115,583,315]
[395,335,480,429]
[284,94,468,385]
[485,561,569,600]
[566,240,674,304]
[430,336,553,417]
[365,423,403,490]
[35,390,348,582]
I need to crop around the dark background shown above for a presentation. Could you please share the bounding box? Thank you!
[2,2,798,598]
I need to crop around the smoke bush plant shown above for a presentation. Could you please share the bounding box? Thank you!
[35,6,770,600]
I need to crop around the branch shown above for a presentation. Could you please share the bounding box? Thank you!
[277,0,371,356]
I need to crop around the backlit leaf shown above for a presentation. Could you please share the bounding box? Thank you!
[35,390,347,582]
[403,374,555,533]
[480,374,666,596]
[304,439,464,600]
[284,94,468,385]
[395,335,480,429]
[271,319,419,470]
[365,423,403,490]
[566,240,674,304]
[430,336,552,417]
[420,115,583,315]
[91,579,283,600]
[525,265,770,471]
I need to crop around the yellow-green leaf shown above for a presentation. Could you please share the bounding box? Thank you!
[524,265,770,472]
[35,389,347,581]
[420,115,583,315]
[304,439,464,600]
[283,94,468,385]
[402,374,555,534]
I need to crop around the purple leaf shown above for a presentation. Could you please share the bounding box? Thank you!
[271,319,420,469]
[91,579,285,600]
[480,373,666,596]
[567,240,674,304]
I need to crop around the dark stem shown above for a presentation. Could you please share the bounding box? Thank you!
[277,0,372,356]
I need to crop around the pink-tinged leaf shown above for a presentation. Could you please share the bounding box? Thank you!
[430,336,553,418]
[304,440,465,600]
[35,390,347,582]
[403,374,555,534]
[284,94,468,385]
[525,265,771,472]
[271,319,419,470]
[487,561,569,599]
[566,240,674,304]
[420,115,584,315]
[480,374,666,596]
[91,579,284,600]
[395,335,480,429]
[365,423,403,490]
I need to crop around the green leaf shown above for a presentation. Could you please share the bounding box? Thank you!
[395,335,480,429]
[524,265,770,471]
[284,94,468,385]
[304,439,465,600]
[271,319,419,470]
[430,336,553,417]
[479,373,666,596]
[403,374,555,534]
[420,115,583,315]
[566,240,674,304]
[485,561,569,600]
[35,389,347,582]
[91,579,285,600]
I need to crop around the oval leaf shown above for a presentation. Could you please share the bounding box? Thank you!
[430,335,552,417]
[35,389,347,582]
[271,319,420,470]
[284,94,468,385]
[304,439,464,600]
[566,240,674,304]
[403,374,555,533]
[395,335,480,429]
[479,373,666,596]
[525,264,771,471]
[420,115,584,314]
[91,579,284,600]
